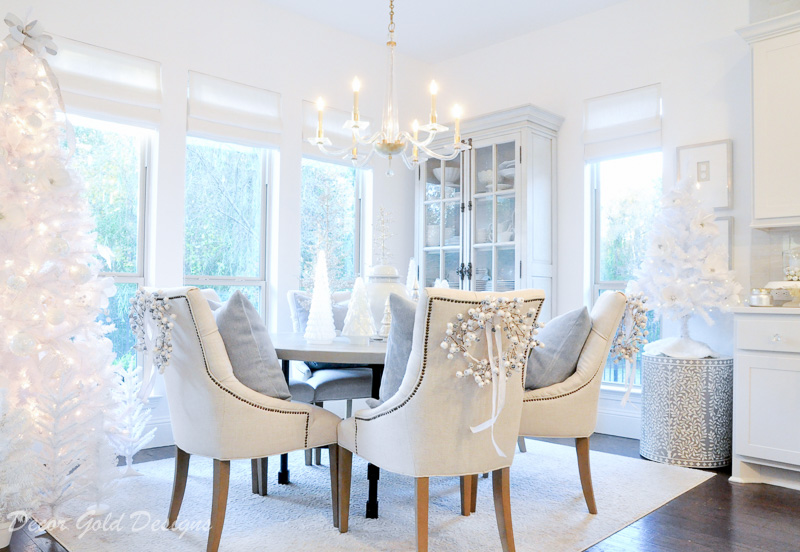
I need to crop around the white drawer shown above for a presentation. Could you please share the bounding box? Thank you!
[736,316,800,353]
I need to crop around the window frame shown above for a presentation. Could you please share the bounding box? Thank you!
[589,150,663,388]
[183,136,275,316]
[299,154,366,285]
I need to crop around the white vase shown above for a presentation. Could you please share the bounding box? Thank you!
[366,265,408,329]
[0,519,13,549]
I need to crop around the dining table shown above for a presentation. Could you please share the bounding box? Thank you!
[252,332,387,518]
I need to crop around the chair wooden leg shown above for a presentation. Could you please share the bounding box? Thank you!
[346,399,353,418]
[305,449,313,466]
[250,457,268,496]
[329,445,340,528]
[416,477,430,552]
[459,475,472,516]
[167,447,190,528]
[470,473,478,513]
[338,446,353,533]
[576,437,598,514]
[492,467,515,552]
[315,447,322,465]
[207,459,230,552]
[517,436,527,453]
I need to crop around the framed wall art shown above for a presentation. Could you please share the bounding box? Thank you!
[677,140,733,211]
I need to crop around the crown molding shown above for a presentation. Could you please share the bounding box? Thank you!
[737,10,800,43]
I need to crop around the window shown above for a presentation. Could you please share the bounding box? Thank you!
[184,136,271,312]
[70,115,151,368]
[299,158,363,292]
[591,151,663,384]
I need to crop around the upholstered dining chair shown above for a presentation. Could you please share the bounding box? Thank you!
[141,287,341,552]
[337,287,546,552]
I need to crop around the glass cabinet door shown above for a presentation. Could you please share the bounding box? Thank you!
[420,157,463,288]
[469,138,518,292]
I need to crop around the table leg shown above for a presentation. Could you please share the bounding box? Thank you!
[251,458,268,496]
[366,463,380,518]
[278,360,291,485]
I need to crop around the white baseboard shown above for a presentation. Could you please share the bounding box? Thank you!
[594,386,641,439]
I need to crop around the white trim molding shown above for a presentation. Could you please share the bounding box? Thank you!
[595,385,641,439]
[737,10,800,43]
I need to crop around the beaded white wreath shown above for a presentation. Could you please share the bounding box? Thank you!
[129,289,176,374]
[610,292,649,363]
[440,296,543,387]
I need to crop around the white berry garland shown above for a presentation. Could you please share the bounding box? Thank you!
[441,296,543,387]
[785,266,800,282]
[129,289,176,373]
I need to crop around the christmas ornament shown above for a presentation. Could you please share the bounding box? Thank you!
[304,250,336,344]
[378,297,392,339]
[341,277,374,345]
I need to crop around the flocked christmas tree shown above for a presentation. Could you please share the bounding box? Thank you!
[108,360,156,477]
[378,296,392,338]
[373,206,394,266]
[0,14,120,517]
[405,257,418,296]
[635,178,741,359]
[0,388,39,522]
[341,276,374,344]
[304,250,336,344]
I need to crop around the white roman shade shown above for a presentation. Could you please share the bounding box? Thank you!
[187,71,281,146]
[301,100,354,145]
[583,84,661,161]
[48,36,161,125]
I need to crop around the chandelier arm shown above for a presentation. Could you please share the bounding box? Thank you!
[399,150,417,170]
[402,130,438,148]
[316,143,357,158]
[353,129,385,146]
[352,148,376,168]
[417,142,462,161]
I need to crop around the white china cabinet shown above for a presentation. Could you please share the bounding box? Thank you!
[415,105,562,318]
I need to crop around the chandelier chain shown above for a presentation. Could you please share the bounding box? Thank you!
[388,0,395,34]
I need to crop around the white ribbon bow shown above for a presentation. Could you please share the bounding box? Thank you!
[469,318,509,457]
[4,13,57,56]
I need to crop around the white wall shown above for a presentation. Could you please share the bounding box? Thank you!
[7,0,428,331]
[433,0,752,353]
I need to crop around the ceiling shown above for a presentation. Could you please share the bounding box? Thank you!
[262,0,629,64]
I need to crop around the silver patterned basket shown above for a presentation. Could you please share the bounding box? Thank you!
[640,353,733,468]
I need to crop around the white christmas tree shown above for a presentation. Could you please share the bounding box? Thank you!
[405,258,418,296]
[108,360,156,477]
[0,389,40,521]
[378,296,392,338]
[342,277,374,344]
[305,250,336,344]
[0,15,120,517]
[635,178,741,359]
[373,206,394,266]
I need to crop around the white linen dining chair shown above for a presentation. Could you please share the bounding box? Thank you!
[336,287,545,552]
[140,287,341,552]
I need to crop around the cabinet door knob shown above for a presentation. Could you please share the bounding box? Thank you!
[772,333,782,343]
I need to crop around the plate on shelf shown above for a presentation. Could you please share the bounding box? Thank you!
[498,168,515,181]
[498,160,515,170]
[497,182,514,190]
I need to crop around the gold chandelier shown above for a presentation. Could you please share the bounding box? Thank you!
[308,0,470,175]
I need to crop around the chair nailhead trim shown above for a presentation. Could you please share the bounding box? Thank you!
[174,295,311,448]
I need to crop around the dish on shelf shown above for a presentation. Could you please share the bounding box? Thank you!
[433,167,459,184]
[478,169,493,186]
[498,167,515,181]
[498,160,515,170]
[497,182,514,190]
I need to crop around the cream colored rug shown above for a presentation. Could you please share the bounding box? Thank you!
[43,440,712,551]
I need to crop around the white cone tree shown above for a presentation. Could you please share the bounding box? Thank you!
[342,276,374,344]
[635,178,741,358]
[0,15,119,517]
[304,250,336,344]
[0,389,39,520]
[108,361,156,477]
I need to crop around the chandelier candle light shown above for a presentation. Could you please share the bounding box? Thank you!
[309,0,470,175]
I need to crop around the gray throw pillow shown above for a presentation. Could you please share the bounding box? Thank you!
[214,290,291,400]
[526,307,592,390]
[369,293,417,407]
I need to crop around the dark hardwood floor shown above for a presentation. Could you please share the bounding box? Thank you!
[6,435,800,552]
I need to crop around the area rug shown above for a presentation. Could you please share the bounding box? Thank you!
[41,440,712,551]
